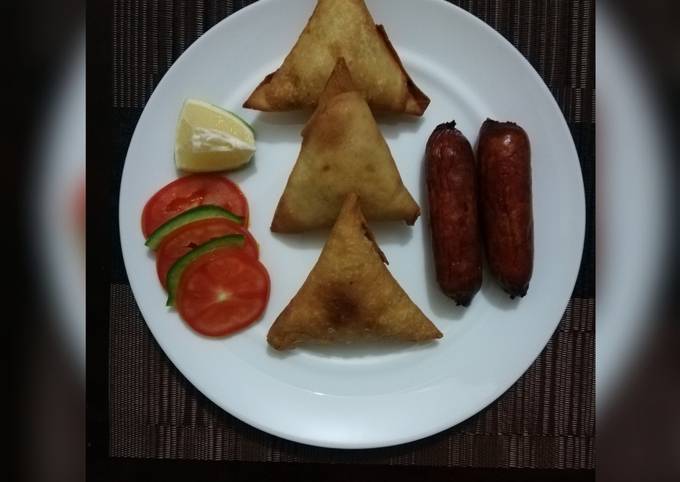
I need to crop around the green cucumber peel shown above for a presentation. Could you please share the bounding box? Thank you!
[165,234,245,307]
[145,205,243,250]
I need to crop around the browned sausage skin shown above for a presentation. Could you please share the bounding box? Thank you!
[477,119,534,298]
[426,121,483,306]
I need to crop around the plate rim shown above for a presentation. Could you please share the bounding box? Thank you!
[118,0,586,449]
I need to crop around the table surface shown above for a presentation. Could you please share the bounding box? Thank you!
[87,0,594,479]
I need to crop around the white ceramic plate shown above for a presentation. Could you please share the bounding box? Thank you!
[119,0,584,448]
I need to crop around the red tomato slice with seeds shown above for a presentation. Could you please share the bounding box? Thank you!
[156,218,259,288]
[141,174,249,237]
[176,248,270,337]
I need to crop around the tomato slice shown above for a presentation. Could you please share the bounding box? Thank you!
[141,174,249,237]
[156,218,259,288]
[176,248,270,337]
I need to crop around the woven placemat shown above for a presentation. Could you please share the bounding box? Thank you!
[109,0,594,468]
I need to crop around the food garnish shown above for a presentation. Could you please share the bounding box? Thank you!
[175,98,255,172]
[141,174,249,237]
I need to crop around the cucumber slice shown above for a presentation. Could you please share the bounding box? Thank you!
[145,205,243,250]
[166,234,245,306]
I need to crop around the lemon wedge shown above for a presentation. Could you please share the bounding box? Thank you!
[175,99,256,172]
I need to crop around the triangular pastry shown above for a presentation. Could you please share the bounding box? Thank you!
[271,59,420,232]
[267,193,442,350]
[243,0,429,115]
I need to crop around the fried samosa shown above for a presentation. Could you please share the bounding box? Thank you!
[267,193,442,350]
[271,59,420,232]
[243,0,429,115]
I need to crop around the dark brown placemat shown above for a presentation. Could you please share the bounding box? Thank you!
[109,0,594,468]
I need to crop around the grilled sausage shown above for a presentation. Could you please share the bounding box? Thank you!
[477,119,533,297]
[426,121,483,306]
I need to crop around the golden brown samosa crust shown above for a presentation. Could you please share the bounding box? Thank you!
[270,95,420,231]
[270,59,420,232]
[267,194,442,350]
[302,57,357,137]
[243,0,430,115]
[375,25,431,116]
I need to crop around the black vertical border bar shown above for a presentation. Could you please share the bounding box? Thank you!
[86,0,115,475]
